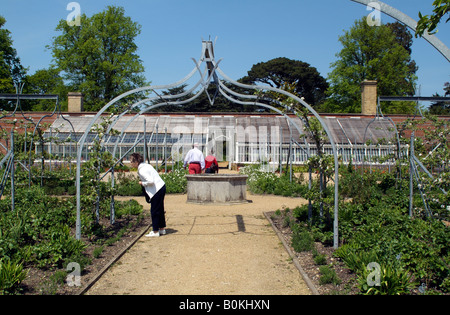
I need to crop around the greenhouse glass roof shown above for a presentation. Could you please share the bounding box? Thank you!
[48,113,398,146]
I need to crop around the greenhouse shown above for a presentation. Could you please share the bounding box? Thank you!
[39,112,406,168]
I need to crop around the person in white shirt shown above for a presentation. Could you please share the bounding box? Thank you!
[183,143,205,174]
[130,153,166,238]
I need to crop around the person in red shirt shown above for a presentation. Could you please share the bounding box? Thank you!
[205,149,219,174]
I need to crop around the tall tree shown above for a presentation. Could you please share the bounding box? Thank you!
[49,6,147,112]
[240,57,329,107]
[0,16,26,99]
[23,68,68,111]
[387,22,418,79]
[324,18,418,114]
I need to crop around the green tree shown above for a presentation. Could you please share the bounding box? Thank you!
[49,6,147,112]
[150,84,200,112]
[240,57,328,107]
[416,0,450,37]
[0,16,27,108]
[324,18,418,114]
[22,68,69,111]
[387,22,418,78]
[428,82,450,115]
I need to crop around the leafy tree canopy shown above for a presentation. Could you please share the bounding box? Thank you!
[240,57,329,107]
[428,82,450,115]
[22,67,69,111]
[49,6,148,112]
[416,0,450,37]
[323,18,418,114]
[0,16,26,101]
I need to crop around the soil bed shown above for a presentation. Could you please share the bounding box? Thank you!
[20,204,152,295]
[267,210,359,295]
[20,191,353,295]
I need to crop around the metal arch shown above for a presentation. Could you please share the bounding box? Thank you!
[75,40,340,248]
[194,41,338,248]
[74,52,217,239]
[110,88,208,159]
[84,50,222,164]
[351,0,450,62]
[216,68,340,249]
[100,54,220,145]
[103,63,211,137]
[219,81,312,158]
[103,60,222,156]
[0,84,77,184]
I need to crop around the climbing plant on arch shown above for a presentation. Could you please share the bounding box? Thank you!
[74,40,341,248]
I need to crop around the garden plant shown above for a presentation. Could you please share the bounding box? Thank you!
[251,112,449,295]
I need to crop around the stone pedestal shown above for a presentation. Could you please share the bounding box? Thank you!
[186,174,250,205]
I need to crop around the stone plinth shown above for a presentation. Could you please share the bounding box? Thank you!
[186,174,250,205]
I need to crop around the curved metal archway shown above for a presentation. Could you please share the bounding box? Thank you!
[72,0,450,248]
[351,0,450,62]
[74,40,341,248]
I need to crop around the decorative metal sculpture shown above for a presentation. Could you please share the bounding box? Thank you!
[74,40,341,248]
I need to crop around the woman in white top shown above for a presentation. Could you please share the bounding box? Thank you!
[130,153,166,237]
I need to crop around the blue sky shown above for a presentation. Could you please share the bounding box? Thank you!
[2,0,450,105]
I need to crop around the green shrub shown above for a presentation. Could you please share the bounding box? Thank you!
[286,161,450,294]
[240,165,307,197]
[160,168,188,194]
[115,199,143,219]
[311,247,327,265]
[0,187,87,273]
[291,229,314,252]
[32,226,87,268]
[0,260,28,295]
[314,253,327,266]
[334,245,379,273]
[359,263,416,295]
[292,205,309,222]
[93,246,104,259]
[115,173,142,196]
[319,266,341,285]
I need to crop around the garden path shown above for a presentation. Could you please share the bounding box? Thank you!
[86,170,311,295]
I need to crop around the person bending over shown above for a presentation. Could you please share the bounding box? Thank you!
[130,153,166,238]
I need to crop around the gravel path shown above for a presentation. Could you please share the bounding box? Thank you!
[86,178,311,295]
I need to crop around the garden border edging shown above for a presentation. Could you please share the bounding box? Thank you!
[76,223,153,295]
[264,212,320,295]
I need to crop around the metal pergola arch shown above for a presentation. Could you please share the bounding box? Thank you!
[351,0,450,63]
[0,83,77,209]
[74,40,340,249]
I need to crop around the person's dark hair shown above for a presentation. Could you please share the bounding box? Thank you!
[130,153,144,164]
